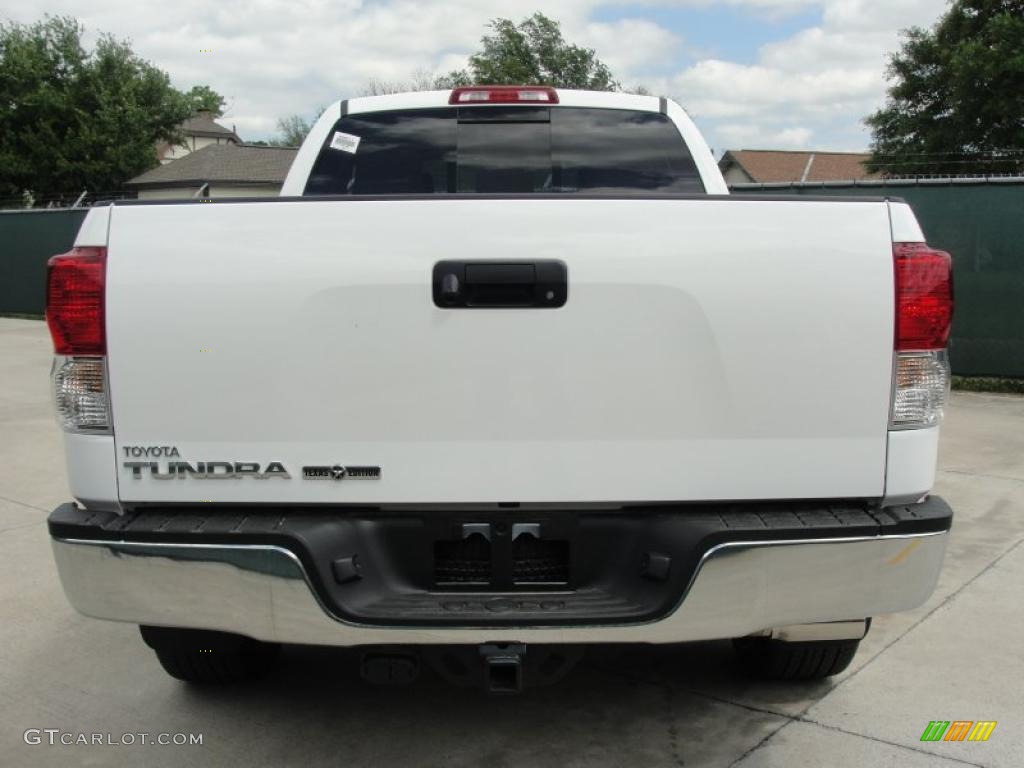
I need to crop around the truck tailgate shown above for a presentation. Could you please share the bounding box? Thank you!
[105,197,895,504]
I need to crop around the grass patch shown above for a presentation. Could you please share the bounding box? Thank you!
[952,376,1024,394]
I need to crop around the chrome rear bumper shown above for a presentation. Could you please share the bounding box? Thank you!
[51,529,948,646]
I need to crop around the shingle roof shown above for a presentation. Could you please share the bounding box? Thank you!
[127,143,298,188]
[179,112,241,141]
[720,150,880,183]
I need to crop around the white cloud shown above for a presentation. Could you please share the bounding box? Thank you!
[0,0,950,149]
[674,59,881,119]
[664,0,947,150]
[0,0,597,136]
[717,123,814,148]
[581,18,681,77]
[655,0,820,14]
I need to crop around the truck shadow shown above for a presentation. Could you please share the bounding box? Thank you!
[175,640,834,767]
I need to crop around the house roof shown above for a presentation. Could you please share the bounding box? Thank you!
[180,112,241,141]
[720,150,880,183]
[127,143,299,189]
[154,112,242,161]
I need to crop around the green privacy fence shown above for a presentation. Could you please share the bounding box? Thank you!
[0,209,87,316]
[732,179,1024,378]
[2,184,1023,377]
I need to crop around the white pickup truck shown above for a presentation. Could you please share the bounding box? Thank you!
[46,86,953,692]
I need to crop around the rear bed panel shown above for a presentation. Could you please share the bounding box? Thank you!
[105,197,894,504]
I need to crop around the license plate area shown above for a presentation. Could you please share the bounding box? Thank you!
[432,519,573,590]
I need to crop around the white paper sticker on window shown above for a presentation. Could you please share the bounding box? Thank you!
[329,131,361,154]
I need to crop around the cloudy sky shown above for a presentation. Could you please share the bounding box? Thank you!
[2,0,951,152]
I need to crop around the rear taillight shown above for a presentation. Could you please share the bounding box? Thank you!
[449,86,559,104]
[894,242,953,351]
[46,247,106,355]
[891,242,953,429]
[46,247,111,433]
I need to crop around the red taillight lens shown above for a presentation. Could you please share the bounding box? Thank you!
[894,242,953,351]
[46,247,106,355]
[449,86,559,105]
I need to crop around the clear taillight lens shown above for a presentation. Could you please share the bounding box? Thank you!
[53,357,110,432]
[891,350,950,429]
[47,247,111,433]
[891,242,953,430]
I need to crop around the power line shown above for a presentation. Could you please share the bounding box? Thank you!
[868,149,1024,159]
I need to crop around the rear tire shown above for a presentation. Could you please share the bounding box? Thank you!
[140,626,280,684]
[732,635,862,681]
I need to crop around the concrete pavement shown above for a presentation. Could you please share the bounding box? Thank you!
[1,317,1021,767]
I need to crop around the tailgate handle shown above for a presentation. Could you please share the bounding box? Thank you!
[433,260,567,309]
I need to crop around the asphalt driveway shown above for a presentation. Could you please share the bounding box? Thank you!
[1,317,1021,767]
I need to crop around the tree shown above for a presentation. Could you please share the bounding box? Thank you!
[357,14,640,98]
[360,68,441,96]
[440,13,619,91]
[866,0,1024,176]
[271,114,313,146]
[0,16,216,202]
[185,85,227,116]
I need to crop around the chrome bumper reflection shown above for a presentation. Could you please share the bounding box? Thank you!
[51,531,948,646]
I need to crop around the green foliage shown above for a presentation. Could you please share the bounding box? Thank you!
[0,16,222,203]
[867,0,1024,176]
[440,13,619,91]
[185,84,226,116]
[952,376,1024,394]
[357,14,630,100]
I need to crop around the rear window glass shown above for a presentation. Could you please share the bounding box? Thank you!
[303,107,704,196]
